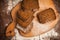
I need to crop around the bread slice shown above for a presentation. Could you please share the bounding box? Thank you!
[37,8,56,24]
[21,0,39,10]
[17,9,33,22]
[17,9,33,28]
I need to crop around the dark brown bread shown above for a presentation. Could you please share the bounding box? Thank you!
[37,8,56,24]
[21,0,39,10]
[17,9,34,28]
[17,9,33,22]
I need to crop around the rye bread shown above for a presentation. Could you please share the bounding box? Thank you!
[37,8,56,24]
[17,9,33,28]
[21,0,39,10]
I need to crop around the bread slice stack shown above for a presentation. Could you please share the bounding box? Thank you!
[16,0,39,28]
[17,9,34,28]
[37,8,56,24]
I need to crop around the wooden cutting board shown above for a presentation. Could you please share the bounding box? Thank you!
[19,0,59,37]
